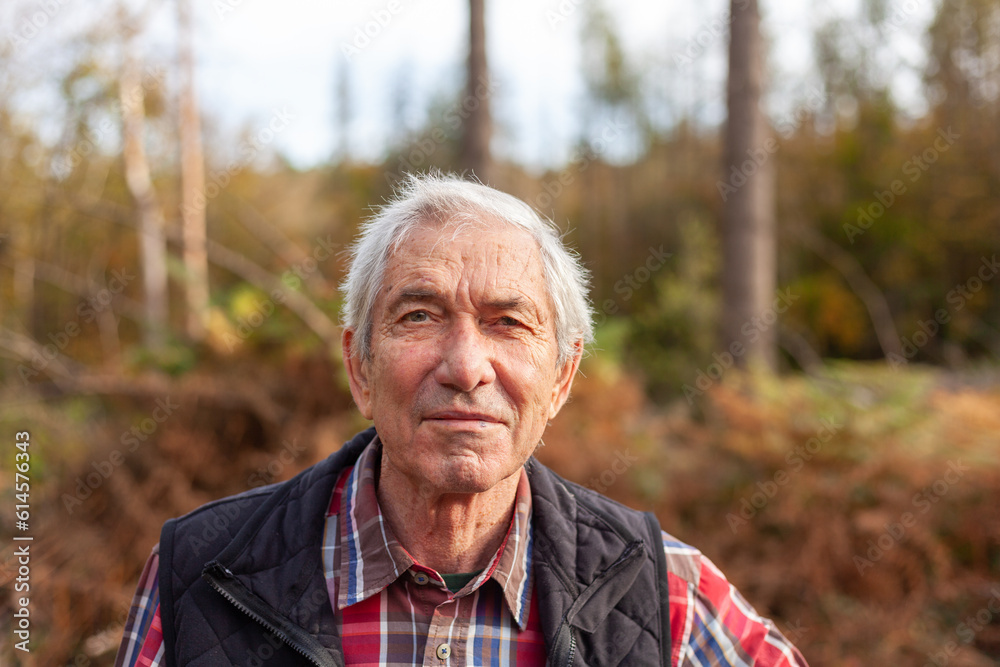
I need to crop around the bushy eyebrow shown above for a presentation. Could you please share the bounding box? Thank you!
[382,288,440,321]
[485,296,529,312]
[385,288,536,319]
[386,287,439,310]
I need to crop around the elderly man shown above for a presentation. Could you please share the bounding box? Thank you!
[117,174,808,666]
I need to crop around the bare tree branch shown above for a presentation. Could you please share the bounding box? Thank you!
[204,237,340,347]
[232,197,333,294]
[63,194,341,348]
[0,326,81,389]
[778,323,825,374]
[0,257,145,324]
[792,226,904,360]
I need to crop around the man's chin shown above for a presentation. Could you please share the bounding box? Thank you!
[425,457,520,496]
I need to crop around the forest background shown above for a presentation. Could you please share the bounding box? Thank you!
[0,0,998,664]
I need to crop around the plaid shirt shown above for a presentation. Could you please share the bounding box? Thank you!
[324,440,545,664]
[117,439,808,666]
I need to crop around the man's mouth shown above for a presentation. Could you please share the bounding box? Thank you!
[425,410,502,425]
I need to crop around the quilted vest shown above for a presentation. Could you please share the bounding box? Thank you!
[159,428,671,666]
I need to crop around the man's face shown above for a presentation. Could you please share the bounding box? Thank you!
[343,219,581,496]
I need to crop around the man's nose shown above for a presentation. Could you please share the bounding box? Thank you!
[434,319,496,392]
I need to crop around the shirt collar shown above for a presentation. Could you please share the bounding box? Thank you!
[333,435,534,629]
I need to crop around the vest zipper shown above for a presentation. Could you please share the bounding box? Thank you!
[565,633,577,666]
[202,561,338,667]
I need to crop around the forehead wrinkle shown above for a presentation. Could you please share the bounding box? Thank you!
[473,235,551,325]
[382,221,554,323]
[409,215,494,260]
[379,242,462,305]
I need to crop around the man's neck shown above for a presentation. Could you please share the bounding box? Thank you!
[376,459,519,575]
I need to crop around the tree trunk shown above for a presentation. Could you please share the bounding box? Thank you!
[461,0,492,182]
[119,37,168,350]
[336,57,352,162]
[721,0,776,369]
[178,0,209,342]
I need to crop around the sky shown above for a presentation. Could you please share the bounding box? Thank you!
[1,0,936,171]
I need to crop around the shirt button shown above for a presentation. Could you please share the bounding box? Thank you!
[414,572,430,585]
[436,643,451,660]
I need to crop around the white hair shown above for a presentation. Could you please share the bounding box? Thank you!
[341,173,594,365]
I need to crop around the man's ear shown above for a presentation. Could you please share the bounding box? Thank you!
[548,339,584,420]
[342,328,373,419]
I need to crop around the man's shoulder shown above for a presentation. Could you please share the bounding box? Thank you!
[526,456,659,534]
[568,482,708,588]
[526,457,707,588]
[525,456,647,525]
[171,427,374,519]
[174,480,278,522]
[166,454,324,535]
[161,459,324,569]
[161,427,375,568]
[658,529,706,589]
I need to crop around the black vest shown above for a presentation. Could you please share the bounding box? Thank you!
[159,428,671,666]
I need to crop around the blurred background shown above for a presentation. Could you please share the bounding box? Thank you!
[0,0,998,664]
